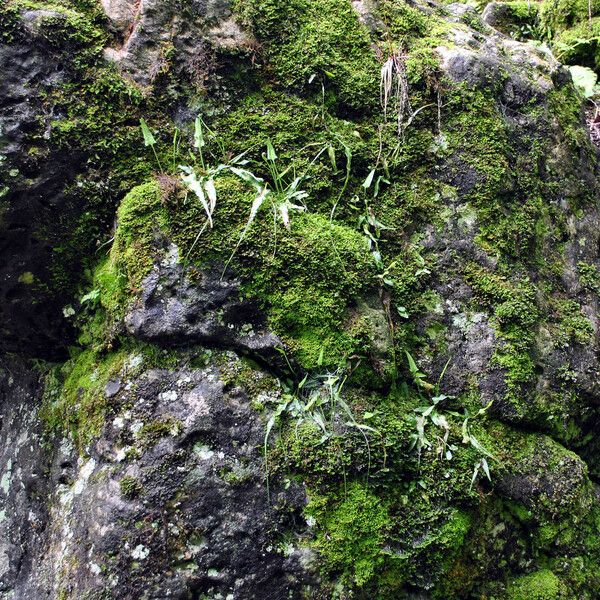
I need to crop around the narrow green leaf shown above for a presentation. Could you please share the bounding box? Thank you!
[327,145,337,173]
[140,118,156,147]
[470,462,480,490]
[405,351,419,375]
[222,186,269,276]
[229,167,265,191]
[313,413,328,433]
[469,434,494,459]
[180,167,212,228]
[347,422,378,433]
[462,418,469,444]
[194,116,205,149]
[362,168,376,189]
[266,139,277,162]
[204,177,217,212]
[481,457,491,481]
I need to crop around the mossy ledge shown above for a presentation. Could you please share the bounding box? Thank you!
[2,0,600,597]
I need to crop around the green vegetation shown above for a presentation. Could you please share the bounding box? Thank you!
[540,0,600,35]
[93,180,168,321]
[40,347,129,448]
[507,569,564,599]
[119,475,143,500]
[16,0,600,595]
[232,0,379,112]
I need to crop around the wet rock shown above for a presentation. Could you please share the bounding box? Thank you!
[3,0,600,595]
[0,358,54,597]
[0,34,76,358]
[496,435,591,520]
[125,246,285,366]
[105,379,122,398]
[101,0,139,33]
[102,0,254,87]
[0,353,315,599]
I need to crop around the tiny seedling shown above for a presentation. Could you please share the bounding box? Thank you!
[263,364,377,502]
[140,118,163,173]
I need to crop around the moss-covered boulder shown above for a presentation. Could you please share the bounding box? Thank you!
[2,0,600,597]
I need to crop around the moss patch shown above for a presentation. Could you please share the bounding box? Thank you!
[507,569,564,599]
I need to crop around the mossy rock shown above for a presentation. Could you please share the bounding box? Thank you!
[507,569,566,599]
[483,1,540,37]
[541,0,600,33]
[553,17,600,70]
[232,0,379,112]
[95,180,169,319]
[306,481,472,596]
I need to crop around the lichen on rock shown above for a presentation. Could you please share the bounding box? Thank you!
[2,0,600,597]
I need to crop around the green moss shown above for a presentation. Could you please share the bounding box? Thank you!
[547,85,589,150]
[9,0,107,63]
[247,213,375,369]
[40,347,129,449]
[18,271,35,284]
[232,0,379,112]
[550,298,593,348]
[96,180,168,318]
[578,260,600,294]
[307,482,392,588]
[541,0,600,34]
[464,264,540,414]
[119,475,143,500]
[553,18,600,69]
[0,1,21,43]
[378,0,428,38]
[507,569,564,599]
[486,1,540,37]
[47,67,143,154]
[305,478,474,596]
[490,425,592,520]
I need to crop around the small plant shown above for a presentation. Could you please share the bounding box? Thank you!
[119,475,143,500]
[140,118,163,173]
[263,363,377,501]
[222,139,311,274]
[554,37,600,64]
[380,50,413,135]
[177,117,267,262]
[406,352,495,488]
[80,288,100,306]
[139,119,323,272]
[358,201,389,270]
[568,64,600,98]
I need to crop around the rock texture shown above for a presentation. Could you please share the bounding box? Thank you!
[0,354,313,599]
[2,0,600,597]
[124,246,286,366]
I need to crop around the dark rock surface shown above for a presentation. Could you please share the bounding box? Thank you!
[0,35,77,358]
[2,0,600,597]
[125,246,286,366]
[0,353,314,599]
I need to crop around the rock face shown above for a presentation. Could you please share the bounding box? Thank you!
[2,0,600,597]
[102,0,254,87]
[0,354,312,599]
[0,30,76,358]
[124,246,285,366]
